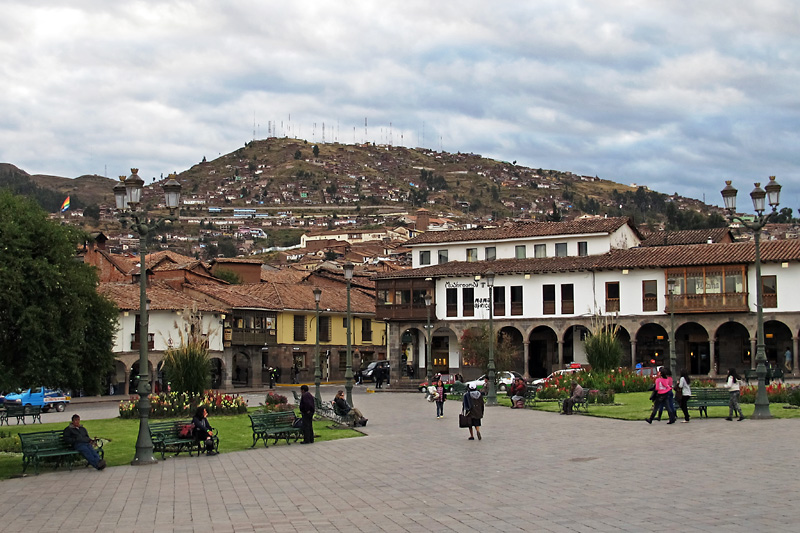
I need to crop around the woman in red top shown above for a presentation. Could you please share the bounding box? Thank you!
[646,368,676,424]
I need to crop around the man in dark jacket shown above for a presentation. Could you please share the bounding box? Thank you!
[63,414,106,470]
[299,385,315,443]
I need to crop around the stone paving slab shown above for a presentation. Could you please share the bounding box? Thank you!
[2,390,799,532]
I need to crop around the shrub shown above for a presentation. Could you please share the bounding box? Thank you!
[584,315,622,371]
[160,305,218,395]
[536,368,653,398]
[787,386,800,406]
[259,392,293,412]
[739,382,788,404]
[691,379,717,388]
[589,389,615,404]
[0,432,20,453]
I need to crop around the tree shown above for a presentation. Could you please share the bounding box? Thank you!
[459,324,516,373]
[83,204,100,220]
[313,145,320,158]
[0,190,117,394]
[294,150,302,160]
[214,268,242,285]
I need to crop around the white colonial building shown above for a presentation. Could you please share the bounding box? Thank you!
[375,217,800,380]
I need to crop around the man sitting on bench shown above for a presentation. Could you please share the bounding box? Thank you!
[562,381,583,415]
[63,414,106,470]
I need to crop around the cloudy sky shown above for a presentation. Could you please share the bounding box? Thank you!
[2,1,799,207]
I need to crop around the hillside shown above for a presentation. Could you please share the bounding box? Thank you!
[3,138,726,231]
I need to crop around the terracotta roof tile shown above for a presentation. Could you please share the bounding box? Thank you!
[98,281,226,312]
[640,228,733,247]
[404,217,635,245]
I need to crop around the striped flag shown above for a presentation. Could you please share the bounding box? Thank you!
[60,196,70,212]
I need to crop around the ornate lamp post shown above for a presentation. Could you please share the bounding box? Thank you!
[424,293,433,384]
[721,176,782,419]
[486,270,497,406]
[668,277,677,376]
[313,287,322,404]
[344,262,354,406]
[114,169,181,465]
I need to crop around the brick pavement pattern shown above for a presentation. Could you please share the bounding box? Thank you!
[1,389,799,532]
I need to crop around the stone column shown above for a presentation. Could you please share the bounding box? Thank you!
[523,341,530,379]
[557,340,564,368]
[793,337,799,377]
[750,337,757,371]
[630,340,637,368]
[223,350,234,390]
[708,339,716,378]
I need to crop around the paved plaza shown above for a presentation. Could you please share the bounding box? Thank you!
[1,388,799,532]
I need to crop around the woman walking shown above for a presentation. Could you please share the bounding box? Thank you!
[462,383,485,440]
[678,369,692,422]
[646,368,676,424]
[725,368,745,421]
[435,378,446,419]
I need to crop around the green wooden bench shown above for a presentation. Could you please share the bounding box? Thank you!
[2,404,42,425]
[558,388,590,413]
[685,388,731,418]
[248,411,301,447]
[149,420,215,459]
[524,386,538,408]
[19,430,104,475]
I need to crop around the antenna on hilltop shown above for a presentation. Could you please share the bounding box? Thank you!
[365,117,368,144]
[322,122,325,144]
[253,112,256,141]
[389,122,393,146]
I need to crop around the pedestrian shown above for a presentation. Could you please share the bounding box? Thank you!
[292,363,299,384]
[192,406,218,455]
[62,414,106,470]
[724,368,745,421]
[785,348,792,372]
[434,378,446,418]
[268,367,275,389]
[656,367,677,420]
[299,384,315,443]
[678,369,692,423]
[375,366,385,389]
[333,389,368,426]
[645,368,676,424]
[462,383,485,440]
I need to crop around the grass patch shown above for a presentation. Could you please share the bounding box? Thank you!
[524,392,800,420]
[0,408,360,479]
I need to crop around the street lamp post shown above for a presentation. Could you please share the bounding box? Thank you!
[721,176,782,420]
[486,270,497,406]
[344,262,354,406]
[313,287,322,404]
[668,277,677,376]
[114,169,181,465]
[424,294,433,384]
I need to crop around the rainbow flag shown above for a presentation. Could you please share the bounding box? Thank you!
[60,196,70,212]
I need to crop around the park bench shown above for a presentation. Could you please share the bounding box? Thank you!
[248,411,301,447]
[331,401,358,427]
[558,388,590,413]
[150,419,216,459]
[19,430,104,475]
[1,404,42,425]
[523,386,538,408]
[293,390,337,420]
[685,388,731,418]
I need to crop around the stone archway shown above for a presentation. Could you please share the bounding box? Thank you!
[765,320,793,370]
[529,326,558,379]
[210,357,224,389]
[634,323,669,368]
[129,360,155,394]
[232,352,251,387]
[675,322,709,375]
[498,326,524,375]
[563,324,591,366]
[715,322,750,374]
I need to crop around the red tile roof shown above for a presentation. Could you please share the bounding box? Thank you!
[98,281,226,312]
[403,217,637,245]
[640,228,734,247]
[373,240,800,279]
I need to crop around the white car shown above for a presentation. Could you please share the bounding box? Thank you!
[531,368,583,387]
[465,371,523,392]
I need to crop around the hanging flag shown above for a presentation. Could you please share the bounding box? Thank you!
[60,196,70,212]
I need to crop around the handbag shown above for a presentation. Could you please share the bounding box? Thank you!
[458,413,471,428]
[674,386,683,401]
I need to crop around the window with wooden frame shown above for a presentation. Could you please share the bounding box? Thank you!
[762,275,777,308]
[466,248,478,262]
[446,288,458,317]
[515,245,526,259]
[534,244,546,258]
[561,284,574,314]
[606,282,620,312]
[293,315,307,341]
[438,250,448,264]
[361,318,372,342]
[543,284,556,315]
[493,286,505,316]
[419,250,431,265]
[578,241,588,257]
[485,246,496,261]
[319,315,331,342]
[555,243,568,257]
[463,287,475,317]
[510,286,523,315]
[642,280,658,312]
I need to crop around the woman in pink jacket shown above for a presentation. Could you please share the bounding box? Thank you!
[645,368,676,424]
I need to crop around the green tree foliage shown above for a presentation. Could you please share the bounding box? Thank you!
[0,190,117,394]
[0,166,80,213]
[313,145,320,157]
[294,150,302,160]
[214,268,242,285]
[459,325,516,373]
[161,307,215,395]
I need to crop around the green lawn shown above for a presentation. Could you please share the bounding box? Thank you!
[0,408,360,479]
[519,392,800,420]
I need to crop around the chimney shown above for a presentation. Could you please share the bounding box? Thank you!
[416,208,430,231]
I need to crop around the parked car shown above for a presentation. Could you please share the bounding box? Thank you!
[636,366,661,377]
[362,360,391,382]
[418,373,457,392]
[465,371,524,392]
[531,367,584,387]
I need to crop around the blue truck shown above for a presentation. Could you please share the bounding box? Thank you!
[1,387,71,412]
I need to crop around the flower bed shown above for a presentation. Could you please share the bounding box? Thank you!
[536,368,652,399]
[119,390,248,419]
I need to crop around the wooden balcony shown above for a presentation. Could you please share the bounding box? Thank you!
[376,303,436,321]
[666,292,749,313]
[131,333,154,351]
[231,330,274,346]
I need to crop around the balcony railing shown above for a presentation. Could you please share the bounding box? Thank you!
[131,333,154,351]
[376,303,436,321]
[666,292,749,313]
[231,330,274,345]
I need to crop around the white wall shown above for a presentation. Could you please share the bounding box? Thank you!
[113,310,224,354]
